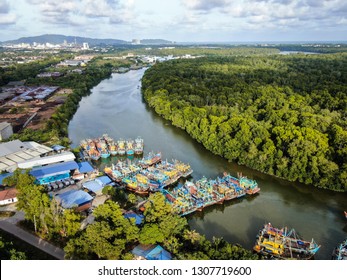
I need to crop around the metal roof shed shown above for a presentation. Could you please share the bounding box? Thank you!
[77,162,94,173]
[57,190,93,209]
[30,161,79,179]
[95,175,112,187]
[83,180,103,193]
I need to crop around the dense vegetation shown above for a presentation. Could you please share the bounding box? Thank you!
[142,54,347,191]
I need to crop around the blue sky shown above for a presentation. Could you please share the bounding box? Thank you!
[0,0,346,42]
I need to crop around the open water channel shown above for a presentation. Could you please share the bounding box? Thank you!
[68,68,347,259]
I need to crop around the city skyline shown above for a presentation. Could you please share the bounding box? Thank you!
[1,0,346,43]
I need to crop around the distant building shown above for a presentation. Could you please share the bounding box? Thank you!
[132,39,140,45]
[0,122,13,141]
[82,42,89,50]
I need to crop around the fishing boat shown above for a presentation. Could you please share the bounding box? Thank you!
[162,188,198,216]
[332,239,347,260]
[104,165,123,182]
[138,152,162,168]
[237,172,260,195]
[87,139,100,161]
[99,138,110,158]
[122,174,150,195]
[221,173,246,198]
[134,137,144,155]
[172,159,193,177]
[126,139,135,155]
[344,211,347,220]
[253,223,321,260]
[117,139,126,155]
[103,134,118,156]
[211,177,238,201]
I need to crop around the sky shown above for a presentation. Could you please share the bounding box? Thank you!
[0,0,346,42]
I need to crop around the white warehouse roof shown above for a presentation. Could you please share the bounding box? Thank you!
[0,140,53,172]
[17,151,76,169]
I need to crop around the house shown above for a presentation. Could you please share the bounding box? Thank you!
[132,244,172,260]
[0,188,18,205]
[0,122,13,141]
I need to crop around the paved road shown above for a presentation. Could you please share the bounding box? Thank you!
[0,209,65,260]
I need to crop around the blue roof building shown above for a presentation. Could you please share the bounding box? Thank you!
[83,180,103,193]
[30,161,79,179]
[77,162,94,173]
[56,190,93,209]
[95,175,112,186]
[132,244,172,260]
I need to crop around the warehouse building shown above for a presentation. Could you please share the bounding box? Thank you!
[0,140,52,172]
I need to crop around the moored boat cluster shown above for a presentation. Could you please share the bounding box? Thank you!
[80,134,144,160]
[253,223,321,260]
[163,173,260,216]
[104,153,193,194]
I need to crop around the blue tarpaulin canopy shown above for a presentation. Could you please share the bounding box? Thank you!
[124,212,144,225]
[132,244,172,260]
[30,161,79,179]
[77,162,94,173]
[57,190,93,208]
[83,180,103,193]
[95,175,112,186]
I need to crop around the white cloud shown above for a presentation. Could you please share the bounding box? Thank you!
[0,0,17,25]
[0,13,16,25]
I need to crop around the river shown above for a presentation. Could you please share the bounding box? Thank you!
[68,68,347,259]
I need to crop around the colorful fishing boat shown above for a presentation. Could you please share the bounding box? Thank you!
[332,239,347,260]
[99,138,110,158]
[211,177,238,201]
[87,139,100,161]
[104,165,123,182]
[126,139,135,155]
[135,137,144,155]
[237,173,260,195]
[122,174,150,194]
[103,134,118,156]
[138,152,162,168]
[344,211,347,220]
[221,173,246,198]
[117,139,126,155]
[172,159,193,177]
[162,189,197,216]
[253,223,321,260]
